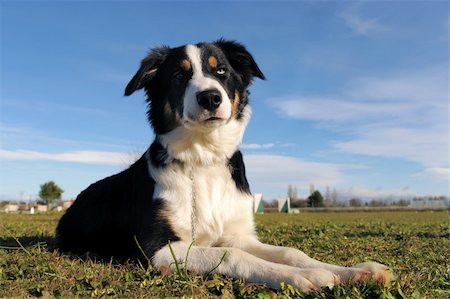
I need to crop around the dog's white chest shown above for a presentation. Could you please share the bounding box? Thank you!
[151,162,255,246]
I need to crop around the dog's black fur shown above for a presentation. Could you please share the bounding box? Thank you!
[56,155,178,260]
[56,39,263,261]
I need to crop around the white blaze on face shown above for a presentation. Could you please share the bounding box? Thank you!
[183,44,232,123]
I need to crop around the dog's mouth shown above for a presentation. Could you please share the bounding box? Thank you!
[205,116,222,122]
[201,116,228,128]
[184,113,229,129]
[186,111,228,123]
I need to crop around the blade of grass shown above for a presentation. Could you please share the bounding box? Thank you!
[206,250,227,277]
[1,225,31,256]
[167,240,182,277]
[134,235,153,271]
[184,241,195,277]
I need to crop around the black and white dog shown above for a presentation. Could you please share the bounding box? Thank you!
[56,39,392,292]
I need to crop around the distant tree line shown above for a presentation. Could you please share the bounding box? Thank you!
[268,184,450,208]
[412,196,447,201]
[262,184,449,209]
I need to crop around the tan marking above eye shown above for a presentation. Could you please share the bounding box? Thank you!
[208,56,218,69]
[181,59,191,71]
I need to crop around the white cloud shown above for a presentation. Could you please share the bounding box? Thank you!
[244,154,346,197]
[334,124,449,168]
[339,186,415,200]
[347,66,448,106]
[0,149,348,200]
[241,143,275,150]
[413,167,450,181]
[337,6,388,35]
[0,149,139,166]
[271,66,447,125]
[271,96,418,123]
[427,168,450,180]
[0,124,28,135]
[269,66,449,172]
[244,155,400,200]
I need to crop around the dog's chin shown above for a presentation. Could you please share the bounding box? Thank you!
[204,116,228,126]
[184,113,230,130]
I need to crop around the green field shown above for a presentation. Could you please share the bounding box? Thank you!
[1,211,448,298]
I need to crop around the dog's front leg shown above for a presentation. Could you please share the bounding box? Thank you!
[152,241,338,292]
[231,237,393,286]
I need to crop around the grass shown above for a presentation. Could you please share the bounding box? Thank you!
[0,211,449,298]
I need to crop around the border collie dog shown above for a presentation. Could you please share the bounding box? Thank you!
[56,39,392,292]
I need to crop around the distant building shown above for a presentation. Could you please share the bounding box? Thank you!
[4,203,19,213]
[50,200,73,211]
[36,205,48,213]
[1,199,74,214]
[411,197,449,210]
[63,200,74,209]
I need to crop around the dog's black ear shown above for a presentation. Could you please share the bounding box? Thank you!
[214,39,265,85]
[124,46,170,96]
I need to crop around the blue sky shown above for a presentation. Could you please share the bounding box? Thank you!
[1,1,449,201]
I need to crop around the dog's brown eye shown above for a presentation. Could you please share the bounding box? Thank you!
[173,72,184,79]
[216,67,227,76]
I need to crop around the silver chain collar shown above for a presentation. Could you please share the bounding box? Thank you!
[189,168,197,244]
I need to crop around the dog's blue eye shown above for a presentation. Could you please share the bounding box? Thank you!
[216,67,227,76]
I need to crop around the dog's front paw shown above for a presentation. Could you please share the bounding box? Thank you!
[297,269,340,289]
[278,269,340,293]
[334,262,393,286]
[285,274,318,294]
[352,262,394,286]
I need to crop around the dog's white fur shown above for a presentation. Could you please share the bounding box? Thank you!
[183,44,232,123]
[150,45,393,292]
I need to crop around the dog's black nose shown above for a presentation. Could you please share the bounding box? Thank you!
[196,89,222,111]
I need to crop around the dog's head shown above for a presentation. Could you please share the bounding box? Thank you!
[125,39,265,135]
